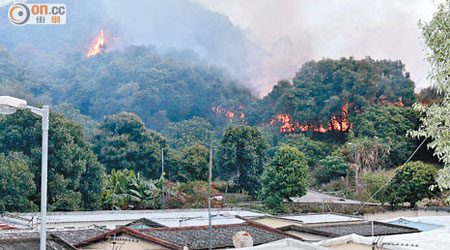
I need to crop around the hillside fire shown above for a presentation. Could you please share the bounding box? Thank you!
[270,103,353,133]
[212,105,246,123]
[86,30,106,57]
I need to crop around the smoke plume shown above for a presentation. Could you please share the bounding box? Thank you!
[193,0,442,96]
[0,0,443,97]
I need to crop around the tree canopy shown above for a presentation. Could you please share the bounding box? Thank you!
[93,112,166,179]
[217,125,268,195]
[161,117,215,149]
[0,152,36,212]
[411,0,450,201]
[351,105,419,167]
[315,155,348,184]
[0,110,105,211]
[386,161,438,207]
[177,144,211,182]
[262,145,309,205]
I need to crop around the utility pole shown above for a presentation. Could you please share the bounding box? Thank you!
[347,143,358,195]
[354,143,359,195]
[40,105,49,250]
[161,148,165,209]
[209,143,213,195]
[208,143,213,250]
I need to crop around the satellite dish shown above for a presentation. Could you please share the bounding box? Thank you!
[233,231,253,248]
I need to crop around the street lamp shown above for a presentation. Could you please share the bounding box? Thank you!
[347,142,359,195]
[208,195,223,250]
[0,96,49,250]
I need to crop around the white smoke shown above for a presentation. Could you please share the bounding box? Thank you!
[193,0,443,96]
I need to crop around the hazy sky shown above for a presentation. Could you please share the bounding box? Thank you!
[193,0,442,95]
[1,0,443,96]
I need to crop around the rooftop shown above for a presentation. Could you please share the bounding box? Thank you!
[279,213,364,224]
[0,213,32,230]
[280,221,419,238]
[138,221,303,249]
[0,227,109,245]
[0,235,77,250]
[241,238,330,250]
[121,217,168,229]
[384,215,450,228]
[360,226,450,250]
[14,208,265,228]
[387,218,444,232]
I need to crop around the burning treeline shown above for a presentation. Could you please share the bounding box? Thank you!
[211,106,246,123]
[212,103,353,134]
[269,103,352,133]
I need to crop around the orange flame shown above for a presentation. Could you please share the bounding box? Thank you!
[270,103,353,134]
[87,30,105,57]
[212,106,246,123]
[378,95,405,107]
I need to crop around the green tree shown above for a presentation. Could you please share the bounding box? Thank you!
[0,152,36,212]
[261,145,308,212]
[93,112,166,179]
[351,105,420,167]
[163,148,182,181]
[217,125,268,195]
[178,144,210,182]
[161,117,215,149]
[0,110,105,211]
[315,155,348,184]
[279,134,331,169]
[410,1,450,201]
[386,161,438,207]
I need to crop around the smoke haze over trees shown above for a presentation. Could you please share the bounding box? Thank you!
[0,0,440,96]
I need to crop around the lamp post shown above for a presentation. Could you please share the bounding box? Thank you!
[208,195,223,250]
[0,96,49,250]
[347,142,358,195]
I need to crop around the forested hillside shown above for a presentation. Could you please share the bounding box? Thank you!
[0,42,441,212]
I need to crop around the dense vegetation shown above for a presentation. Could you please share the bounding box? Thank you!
[0,110,104,211]
[262,145,308,212]
[0,27,445,211]
[249,57,416,132]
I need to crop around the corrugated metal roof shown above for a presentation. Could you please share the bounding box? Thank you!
[279,213,364,224]
[15,208,265,227]
[387,218,444,232]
